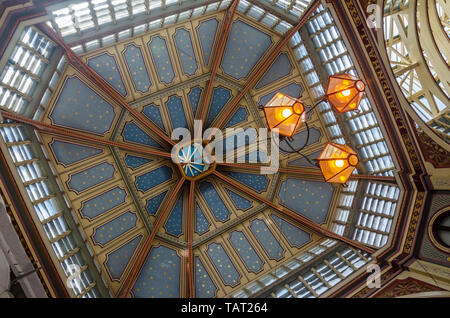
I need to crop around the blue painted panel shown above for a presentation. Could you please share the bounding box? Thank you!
[250,219,284,260]
[80,186,126,219]
[105,235,142,280]
[206,86,232,127]
[225,106,248,128]
[92,211,137,246]
[88,53,126,96]
[278,178,334,224]
[195,204,210,235]
[67,162,115,193]
[122,122,162,148]
[136,165,173,192]
[50,140,102,167]
[124,155,152,169]
[270,214,311,248]
[123,44,151,93]
[221,20,272,79]
[225,171,268,193]
[167,95,188,129]
[255,53,293,89]
[229,231,263,273]
[164,194,183,237]
[173,28,197,76]
[195,256,217,298]
[142,104,165,131]
[206,243,240,287]
[50,76,115,135]
[197,18,218,66]
[148,36,175,84]
[146,191,168,216]
[225,189,251,211]
[259,82,303,106]
[288,150,322,168]
[222,129,257,154]
[280,127,321,153]
[133,245,180,298]
[198,182,230,222]
[238,151,268,164]
[188,87,202,115]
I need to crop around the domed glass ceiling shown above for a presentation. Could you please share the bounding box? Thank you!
[0,0,402,298]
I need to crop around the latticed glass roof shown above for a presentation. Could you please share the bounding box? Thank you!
[0,0,402,298]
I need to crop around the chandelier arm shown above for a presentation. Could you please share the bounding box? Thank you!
[305,98,328,115]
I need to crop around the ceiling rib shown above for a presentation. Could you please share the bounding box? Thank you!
[117,178,186,298]
[186,181,196,298]
[199,0,240,126]
[214,0,321,129]
[213,170,376,255]
[0,110,172,158]
[38,22,176,147]
[218,162,397,183]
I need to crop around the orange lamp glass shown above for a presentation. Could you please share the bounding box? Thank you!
[317,142,359,184]
[262,92,306,138]
[326,74,365,114]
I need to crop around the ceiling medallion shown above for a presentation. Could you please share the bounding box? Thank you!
[176,141,216,181]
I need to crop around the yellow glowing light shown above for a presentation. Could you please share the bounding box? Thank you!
[282,108,292,118]
[334,160,345,168]
[342,89,351,97]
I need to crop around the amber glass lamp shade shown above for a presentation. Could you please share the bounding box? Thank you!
[262,92,306,138]
[317,142,359,184]
[326,74,365,114]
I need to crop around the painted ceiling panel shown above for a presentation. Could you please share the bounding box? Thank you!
[132,245,181,298]
[80,186,127,220]
[198,181,230,222]
[279,126,322,153]
[278,178,334,224]
[88,53,127,96]
[197,18,219,66]
[135,165,173,193]
[49,139,103,167]
[164,193,184,237]
[254,53,293,89]
[50,76,116,135]
[206,242,240,287]
[229,231,264,273]
[195,256,217,298]
[249,219,285,261]
[270,214,312,248]
[124,154,153,170]
[173,28,198,76]
[195,203,210,235]
[122,44,152,93]
[221,20,272,80]
[225,188,252,211]
[224,171,269,193]
[288,150,322,168]
[122,121,163,148]
[105,235,143,281]
[146,191,168,216]
[188,86,203,116]
[92,211,138,246]
[225,106,249,128]
[142,104,166,132]
[206,85,232,127]
[67,161,115,193]
[166,95,188,130]
[148,36,175,85]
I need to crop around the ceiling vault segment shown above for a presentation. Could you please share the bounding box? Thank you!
[0,110,172,159]
[214,0,321,129]
[213,170,376,254]
[37,22,176,147]
[199,0,240,125]
[117,178,186,298]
